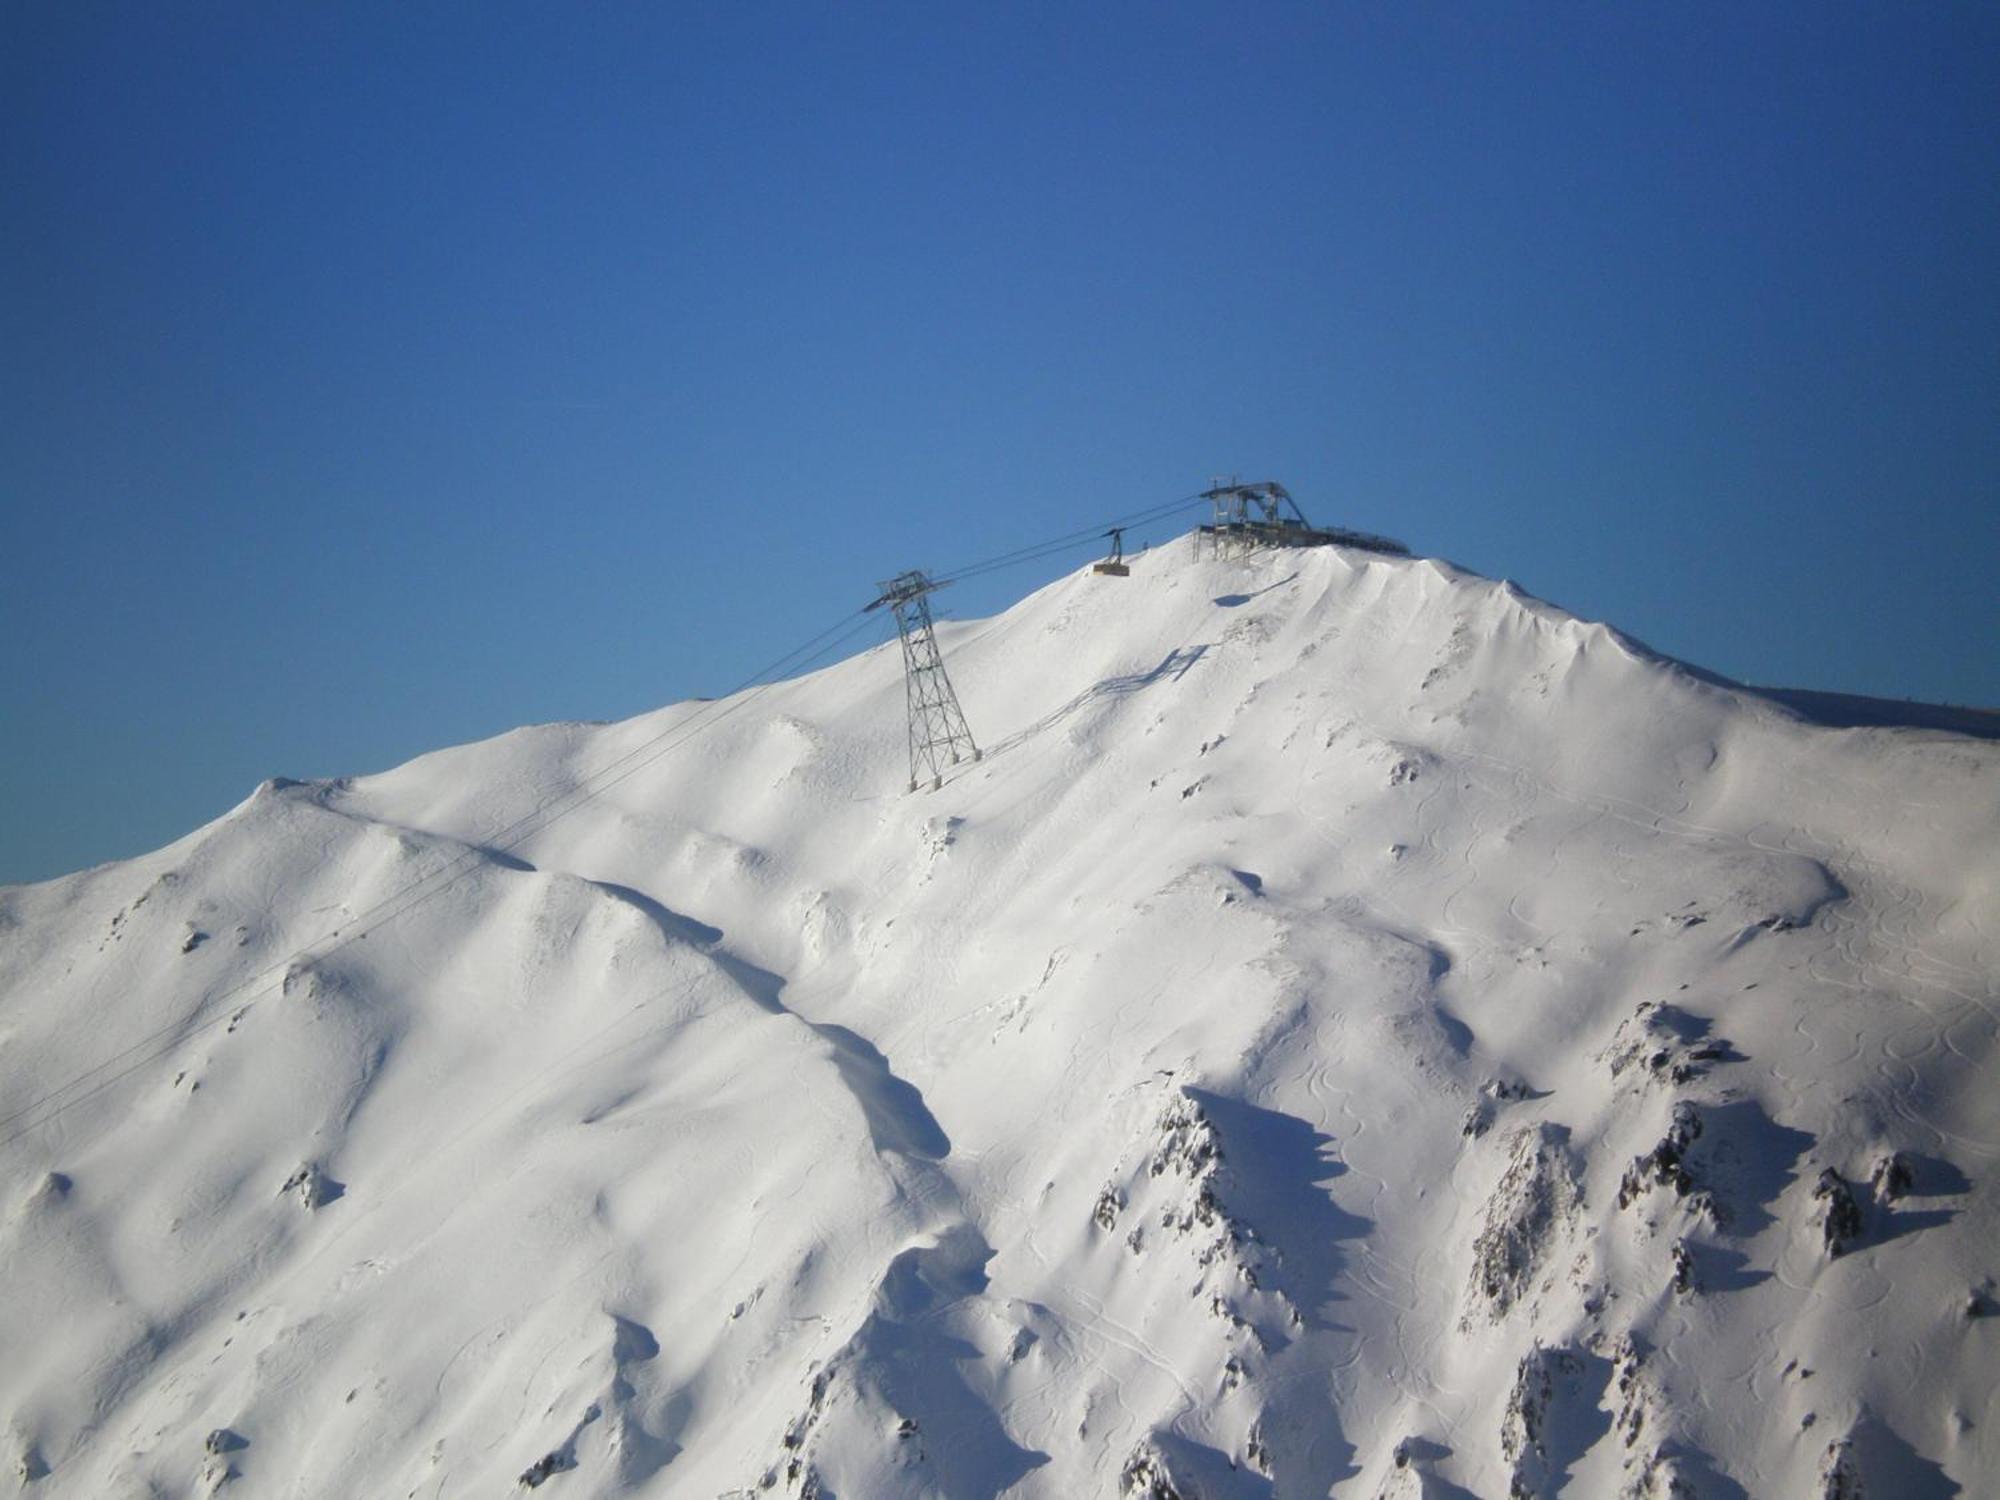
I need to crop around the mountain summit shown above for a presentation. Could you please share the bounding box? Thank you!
[3,539,1994,1497]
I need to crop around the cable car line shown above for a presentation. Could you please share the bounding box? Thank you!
[1,490,1213,1147]
[0,610,882,1146]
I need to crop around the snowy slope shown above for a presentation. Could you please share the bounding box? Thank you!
[2,538,1995,1499]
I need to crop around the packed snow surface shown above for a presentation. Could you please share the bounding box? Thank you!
[2,539,1995,1498]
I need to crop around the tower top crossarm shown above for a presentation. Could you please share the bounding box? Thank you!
[867,570,948,613]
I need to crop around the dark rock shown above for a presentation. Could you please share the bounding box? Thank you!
[1671,1241,1695,1295]
[1624,1448,1699,1498]
[1120,1445,1188,1500]
[1602,1002,1739,1087]
[1094,1185,1124,1232]
[1812,1169,1864,1257]
[1611,1336,1649,1450]
[1246,1423,1273,1476]
[1221,1352,1246,1390]
[1464,1078,1534,1139]
[1468,1125,1581,1322]
[1619,1102,1703,1210]
[278,1161,342,1210]
[1817,1436,1862,1499]
[519,1448,575,1487]
[1501,1343,1611,1496]
[1152,1096,1222,1178]
[1869,1152,1912,1205]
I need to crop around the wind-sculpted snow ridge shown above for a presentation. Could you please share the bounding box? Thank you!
[2,536,1996,1497]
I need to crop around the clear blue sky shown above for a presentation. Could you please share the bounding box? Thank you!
[4,3,1997,885]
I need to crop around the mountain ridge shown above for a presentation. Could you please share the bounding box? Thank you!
[2,537,1993,1498]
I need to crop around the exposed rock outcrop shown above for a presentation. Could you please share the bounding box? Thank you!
[1466,1124,1582,1325]
[1810,1169,1864,1258]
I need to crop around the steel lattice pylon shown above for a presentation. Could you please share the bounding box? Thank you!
[867,570,981,792]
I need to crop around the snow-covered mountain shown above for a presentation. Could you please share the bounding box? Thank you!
[2,538,1994,1499]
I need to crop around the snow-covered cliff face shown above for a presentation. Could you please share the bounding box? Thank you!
[2,539,1994,1498]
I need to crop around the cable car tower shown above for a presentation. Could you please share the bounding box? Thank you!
[1092,527,1130,576]
[867,570,982,792]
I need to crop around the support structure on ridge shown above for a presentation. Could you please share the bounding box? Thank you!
[867,570,982,792]
[1198,479,1409,558]
[1092,528,1130,576]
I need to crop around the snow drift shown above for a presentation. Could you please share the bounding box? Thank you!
[2,537,1994,1497]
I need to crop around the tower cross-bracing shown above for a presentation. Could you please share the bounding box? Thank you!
[867,570,982,792]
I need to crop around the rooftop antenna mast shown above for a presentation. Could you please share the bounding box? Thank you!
[867,570,981,792]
